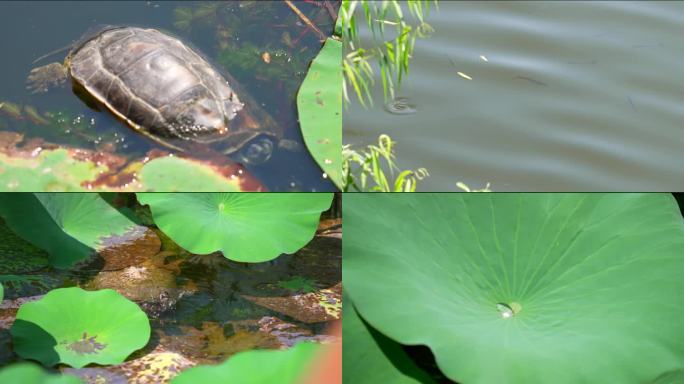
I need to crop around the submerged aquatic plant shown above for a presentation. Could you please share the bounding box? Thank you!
[344,193,684,383]
[136,193,334,262]
[342,134,428,192]
[11,287,150,368]
[171,342,319,384]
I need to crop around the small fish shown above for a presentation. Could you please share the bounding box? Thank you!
[632,42,664,49]
[514,75,548,87]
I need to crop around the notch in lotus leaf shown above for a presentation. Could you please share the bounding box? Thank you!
[344,193,684,383]
[0,193,141,268]
[11,287,150,368]
[0,362,83,384]
[136,193,334,262]
[171,342,319,384]
[343,290,434,384]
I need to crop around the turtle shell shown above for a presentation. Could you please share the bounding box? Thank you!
[66,26,281,157]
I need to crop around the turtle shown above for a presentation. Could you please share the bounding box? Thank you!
[26,26,285,164]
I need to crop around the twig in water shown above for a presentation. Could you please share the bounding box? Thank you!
[323,0,338,20]
[284,0,327,40]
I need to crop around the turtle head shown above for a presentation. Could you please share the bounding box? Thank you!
[234,135,275,165]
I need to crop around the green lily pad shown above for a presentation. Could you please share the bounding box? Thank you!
[344,194,684,384]
[0,148,105,192]
[297,38,342,189]
[0,193,140,268]
[0,363,82,384]
[136,193,334,262]
[0,137,263,192]
[11,287,151,368]
[171,342,319,384]
[138,156,260,192]
[343,291,434,384]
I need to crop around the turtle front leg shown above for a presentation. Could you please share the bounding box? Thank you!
[26,62,68,94]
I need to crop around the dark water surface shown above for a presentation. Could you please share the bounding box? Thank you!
[0,1,337,191]
[345,1,684,191]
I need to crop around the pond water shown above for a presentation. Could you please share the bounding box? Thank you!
[344,1,684,191]
[0,200,341,380]
[0,1,338,191]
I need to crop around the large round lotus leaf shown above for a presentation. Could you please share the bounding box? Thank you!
[11,287,151,368]
[171,342,319,384]
[0,193,140,268]
[0,363,82,384]
[344,193,684,384]
[297,37,342,189]
[136,193,333,262]
[343,291,434,384]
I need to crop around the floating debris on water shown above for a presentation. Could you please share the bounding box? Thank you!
[457,71,473,80]
[479,55,488,62]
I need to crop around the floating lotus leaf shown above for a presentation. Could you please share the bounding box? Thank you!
[138,156,262,192]
[343,291,434,384]
[0,148,105,192]
[11,287,151,368]
[136,193,333,262]
[0,193,140,268]
[344,194,684,384]
[171,342,319,384]
[0,363,82,384]
[0,143,262,192]
[297,38,342,189]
